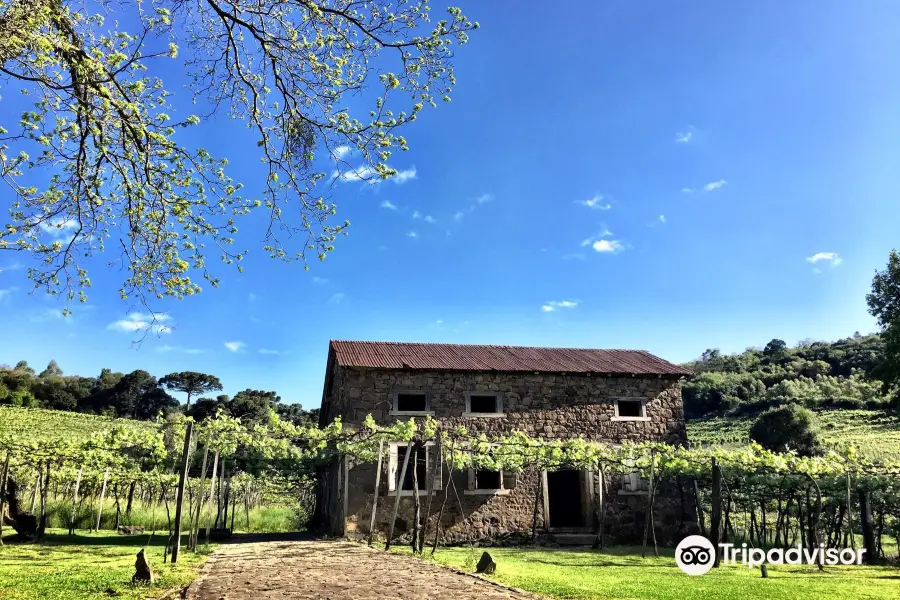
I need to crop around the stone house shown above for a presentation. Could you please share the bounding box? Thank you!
[313,340,695,544]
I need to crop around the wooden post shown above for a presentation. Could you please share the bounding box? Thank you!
[190,445,210,550]
[94,469,109,532]
[411,446,422,553]
[0,451,10,545]
[69,467,83,535]
[171,421,193,565]
[859,489,877,564]
[693,479,706,537]
[30,469,40,513]
[711,458,722,568]
[846,473,856,551]
[641,450,656,558]
[385,440,413,551]
[342,454,350,534]
[432,441,455,554]
[216,459,227,529]
[37,460,51,538]
[204,451,219,545]
[421,435,441,553]
[366,440,385,546]
[593,464,604,549]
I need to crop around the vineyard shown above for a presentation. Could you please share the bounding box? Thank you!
[688,408,900,460]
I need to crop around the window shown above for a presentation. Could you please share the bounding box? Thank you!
[391,391,433,415]
[473,469,502,490]
[465,467,512,495]
[612,398,648,421]
[397,445,427,491]
[387,442,442,494]
[464,392,504,416]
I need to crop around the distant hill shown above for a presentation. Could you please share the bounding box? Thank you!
[681,333,888,418]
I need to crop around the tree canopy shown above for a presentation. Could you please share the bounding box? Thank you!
[158,371,222,409]
[867,249,900,406]
[682,333,887,418]
[0,0,477,309]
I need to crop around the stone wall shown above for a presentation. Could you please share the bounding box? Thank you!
[317,364,696,544]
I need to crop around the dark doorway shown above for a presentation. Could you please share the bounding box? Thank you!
[547,469,585,528]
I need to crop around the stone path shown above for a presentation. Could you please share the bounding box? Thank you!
[187,537,541,600]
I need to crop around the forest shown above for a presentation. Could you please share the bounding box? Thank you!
[681,333,890,418]
[0,362,318,426]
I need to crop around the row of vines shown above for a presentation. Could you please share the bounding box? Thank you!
[2,409,899,564]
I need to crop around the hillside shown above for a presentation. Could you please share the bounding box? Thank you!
[687,407,900,459]
[681,333,889,417]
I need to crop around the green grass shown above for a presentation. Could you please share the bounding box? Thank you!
[0,529,210,600]
[399,546,900,600]
[687,408,900,459]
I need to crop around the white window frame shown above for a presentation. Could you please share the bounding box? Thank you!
[465,467,511,496]
[618,457,649,496]
[463,392,505,417]
[390,391,435,416]
[387,441,442,496]
[611,397,650,422]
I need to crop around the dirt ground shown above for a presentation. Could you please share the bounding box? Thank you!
[186,537,540,600]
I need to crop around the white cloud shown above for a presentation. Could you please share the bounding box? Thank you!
[682,179,727,194]
[659,214,667,224]
[424,215,437,224]
[335,164,416,185]
[562,253,586,261]
[406,231,418,238]
[107,312,172,333]
[259,348,280,355]
[39,218,78,236]
[157,345,204,354]
[333,145,352,159]
[224,341,245,352]
[329,292,346,303]
[380,200,398,211]
[577,195,612,210]
[675,131,693,144]
[312,276,328,284]
[412,210,422,219]
[806,252,843,267]
[436,319,444,325]
[541,300,579,313]
[1,262,23,272]
[476,193,494,204]
[592,239,624,253]
[580,228,613,247]
[393,167,417,183]
[248,293,257,301]
[0,287,16,301]
[453,211,466,222]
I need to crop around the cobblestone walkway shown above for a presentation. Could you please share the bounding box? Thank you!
[187,538,541,600]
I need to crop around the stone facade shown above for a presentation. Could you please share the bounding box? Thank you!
[315,361,697,545]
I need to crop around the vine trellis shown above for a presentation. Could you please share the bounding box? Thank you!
[1,409,898,562]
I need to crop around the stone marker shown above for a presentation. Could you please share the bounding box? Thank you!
[475,551,496,575]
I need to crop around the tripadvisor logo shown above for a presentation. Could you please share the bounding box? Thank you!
[675,535,866,576]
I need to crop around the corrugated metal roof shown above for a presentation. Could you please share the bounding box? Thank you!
[329,340,692,376]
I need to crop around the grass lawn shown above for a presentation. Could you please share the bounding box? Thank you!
[401,546,900,600]
[0,529,210,600]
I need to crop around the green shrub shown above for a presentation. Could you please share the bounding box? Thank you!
[749,404,824,456]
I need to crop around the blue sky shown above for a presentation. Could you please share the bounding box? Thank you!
[1,1,898,407]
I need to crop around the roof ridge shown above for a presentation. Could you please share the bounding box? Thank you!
[330,340,650,353]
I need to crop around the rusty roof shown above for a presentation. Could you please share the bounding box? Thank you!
[329,340,692,376]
